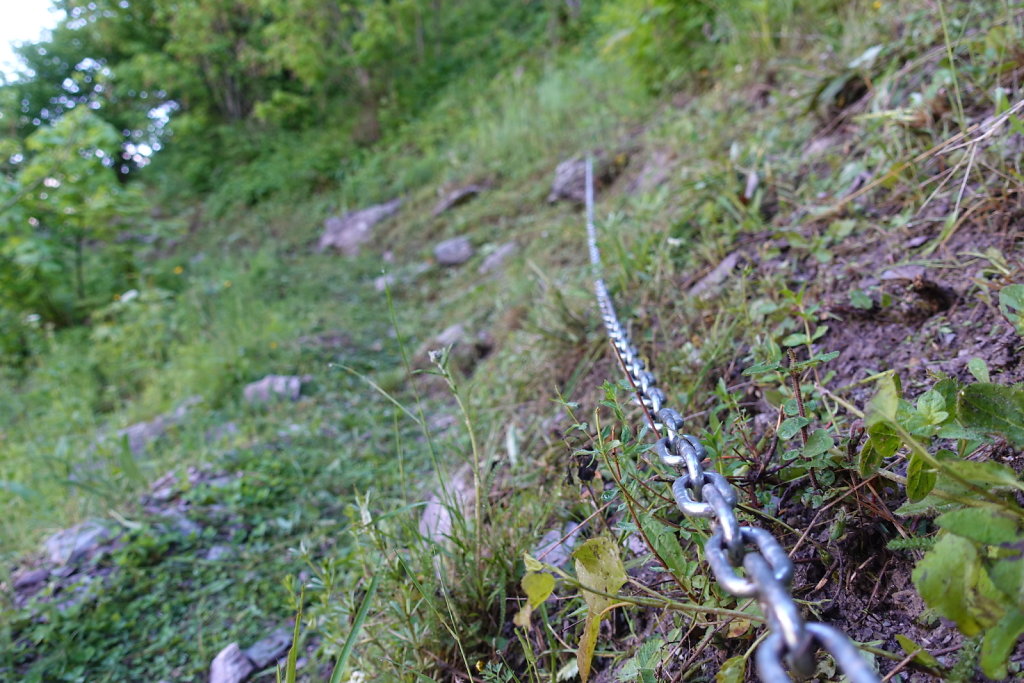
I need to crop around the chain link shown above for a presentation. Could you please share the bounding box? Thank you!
[584,158,879,683]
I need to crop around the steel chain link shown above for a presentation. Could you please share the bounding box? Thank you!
[584,159,879,683]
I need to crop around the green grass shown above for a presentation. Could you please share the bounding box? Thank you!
[5,0,1024,680]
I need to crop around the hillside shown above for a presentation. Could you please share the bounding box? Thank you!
[3,1,1024,681]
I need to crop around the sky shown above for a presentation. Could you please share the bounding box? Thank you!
[0,0,64,80]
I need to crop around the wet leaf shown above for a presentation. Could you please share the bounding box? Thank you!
[573,536,626,682]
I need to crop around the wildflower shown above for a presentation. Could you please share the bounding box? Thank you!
[173,265,184,274]
[223,280,232,288]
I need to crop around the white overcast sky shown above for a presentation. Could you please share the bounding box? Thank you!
[1,0,64,80]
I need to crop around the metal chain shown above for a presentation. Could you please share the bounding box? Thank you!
[584,159,879,683]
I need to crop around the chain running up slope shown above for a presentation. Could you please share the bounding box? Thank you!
[584,158,880,683]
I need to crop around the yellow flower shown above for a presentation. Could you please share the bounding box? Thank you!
[173,265,184,274]
[113,294,121,301]
[872,0,882,8]
[270,341,278,349]
[223,280,232,288]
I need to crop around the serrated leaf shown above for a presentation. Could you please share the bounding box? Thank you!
[895,634,941,669]
[981,608,1024,679]
[957,383,1024,447]
[574,537,626,682]
[906,453,936,502]
[778,416,811,440]
[803,428,833,457]
[935,508,1020,546]
[522,572,555,608]
[716,655,746,683]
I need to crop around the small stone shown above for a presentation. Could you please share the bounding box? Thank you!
[114,396,201,455]
[434,323,466,348]
[159,510,202,538]
[244,627,293,668]
[880,264,926,281]
[547,151,629,204]
[432,184,487,217]
[478,242,517,275]
[205,545,233,562]
[210,643,254,683]
[13,567,49,590]
[688,252,741,299]
[44,520,117,565]
[434,237,474,266]
[317,198,403,256]
[533,522,584,568]
[419,464,476,543]
[243,375,304,403]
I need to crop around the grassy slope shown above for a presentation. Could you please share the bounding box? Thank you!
[4,1,1024,680]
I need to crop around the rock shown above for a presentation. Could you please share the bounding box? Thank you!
[688,252,741,300]
[210,643,254,683]
[478,242,517,275]
[243,374,305,403]
[205,545,232,562]
[432,184,487,217]
[419,464,476,543]
[434,237,474,266]
[44,520,117,565]
[547,151,629,204]
[880,264,926,281]
[627,148,675,194]
[13,567,49,590]
[434,323,466,348]
[533,522,584,568]
[244,627,292,668]
[115,395,202,455]
[206,421,239,444]
[317,198,403,255]
[158,510,202,538]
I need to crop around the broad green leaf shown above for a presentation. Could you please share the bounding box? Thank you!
[716,655,746,683]
[906,453,936,502]
[778,416,811,440]
[573,536,626,682]
[957,383,1024,448]
[915,390,948,425]
[866,373,901,425]
[895,634,941,669]
[981,608,1024,679]
[803,428,833,457]
[522,572,555,608]
[941,460,1024,493]
[989,557,1024,609]
[638,513,690,581]
[523,553,543,572]
[999,284,1024,333]
[912,534,1005,636]
[935,508,1020,545]
[849,289,873,310]
[858,439,884,477]
[967,358,990,383]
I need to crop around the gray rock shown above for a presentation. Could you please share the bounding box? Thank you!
[242,375,305,404]
[13,567,49,590]
[434,237,474,266]
[432,184,487,217]
[244,627,292,668]
[204,545,233,562]
[688,252,741,300]
[419,464,476,543]
[533,522,584,568]
[880,264,926,281]
[159,510,202,538]
[547,151,629,204]
[210,643,254,683]
[434,323,466,348]
[317,198,403,255]
[115,395,202,455]
[44,520,116,565]
[478,242,517,275]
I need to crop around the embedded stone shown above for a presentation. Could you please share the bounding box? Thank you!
[210,643,254,683]
[434,237,474,266]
